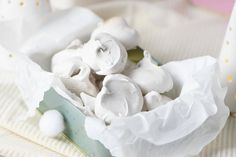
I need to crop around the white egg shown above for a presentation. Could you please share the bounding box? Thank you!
[39,110,65,137]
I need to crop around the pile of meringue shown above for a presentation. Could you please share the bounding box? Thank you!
[51,17,174,124]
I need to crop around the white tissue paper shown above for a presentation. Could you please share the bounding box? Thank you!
[13,47,229,157]
[10,50,85,120]
[0,5,102,70]
[85,56,229,157]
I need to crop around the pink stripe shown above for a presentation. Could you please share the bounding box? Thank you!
[191,0,235,15]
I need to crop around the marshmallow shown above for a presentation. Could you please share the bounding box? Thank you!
[144,91,172,111]
[81,33,128,75]
[39,110,65,137]
[127,51,173,94]
[95,74,143,124]
[91,17,140,50]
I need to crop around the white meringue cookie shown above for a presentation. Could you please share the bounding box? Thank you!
[144,91,172,111]
[81,33,128,75]
[91,17,140,50]
[95,74,143,124]
[39,110,65,138]
[52,54,98,96]
[127,51,173,94]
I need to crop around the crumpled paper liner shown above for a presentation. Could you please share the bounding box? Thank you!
[85,56,229,157]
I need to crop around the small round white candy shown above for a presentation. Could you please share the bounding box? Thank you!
[39,110,65,137]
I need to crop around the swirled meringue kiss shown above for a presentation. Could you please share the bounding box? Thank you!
[126,51,173,94]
